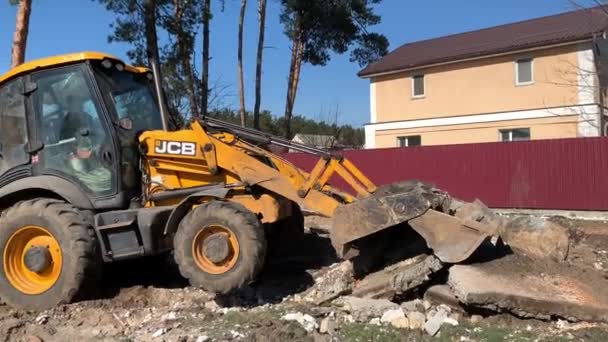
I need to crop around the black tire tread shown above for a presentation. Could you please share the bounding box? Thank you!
[0,198,101,310]
[173,201,266,293]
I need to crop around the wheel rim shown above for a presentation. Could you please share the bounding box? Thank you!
[3,226,63,295]
[192,225,240,275]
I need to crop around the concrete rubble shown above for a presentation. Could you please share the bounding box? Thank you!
[501,216,570,261]
[299,203,607,337]
[448,254,608,322]
[1,209,608,341]
[302,261,354,304]
[281,312,318,333]
[380,308,406,324]
[424,307,449,336]
[352,255,443,299]
[318,317,335,334]
[423,285,465,312]
[406,311,426,330]
[334,296,399,321]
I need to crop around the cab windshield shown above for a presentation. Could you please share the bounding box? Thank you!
[93,62,164,133]
[93,62,164,191]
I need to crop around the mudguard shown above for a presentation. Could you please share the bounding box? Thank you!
[163,185,231,235]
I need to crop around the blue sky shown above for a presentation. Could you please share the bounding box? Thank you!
[0,0,595,127]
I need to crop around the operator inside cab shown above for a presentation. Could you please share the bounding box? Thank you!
[62,94,112,193]
[35,68,113,194]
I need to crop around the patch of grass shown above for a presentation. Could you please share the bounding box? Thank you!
[438,323,608,342]
[222,311,250,325]
[437,323,537,342]
[565,328,608,342]
[338,323,409,342]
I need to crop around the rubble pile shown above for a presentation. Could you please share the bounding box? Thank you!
[0,206,607,341]
[302,201,608,324]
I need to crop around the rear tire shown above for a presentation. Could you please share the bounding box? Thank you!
[173,201,267,293]
[0,199,101,310]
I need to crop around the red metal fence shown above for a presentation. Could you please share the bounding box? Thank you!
[284,137,608,211]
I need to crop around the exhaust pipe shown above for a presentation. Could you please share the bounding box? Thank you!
[149,56,170,131]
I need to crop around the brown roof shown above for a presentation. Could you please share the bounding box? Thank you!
[359,6,608,78]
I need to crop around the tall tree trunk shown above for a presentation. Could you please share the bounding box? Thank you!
[237,0,247,127]
[253,0,267,130]
[201,0,211,117]
[284,15,304,139]
[143,0,161,77]
[10,0,32,68]
[174,0,198,117]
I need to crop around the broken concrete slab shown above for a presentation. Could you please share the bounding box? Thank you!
[281,313,318,333]
[400,299,425,314]
[303,261,354,304]
[424,285,465,313]
[501,216,570,261]
[390,317,410,329]
[352,255,443,299]
[334,296,399,321]
[318,317,335,334]
[381,308,406,324]
[424,307,449,336]
[406,311,426,330]
[448,254,608,322]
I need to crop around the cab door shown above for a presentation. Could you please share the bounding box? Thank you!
[0,77,30,183]
[29,64,118,198]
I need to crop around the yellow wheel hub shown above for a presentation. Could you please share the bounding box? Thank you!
[3,226,63,295]
[192,225,240,275]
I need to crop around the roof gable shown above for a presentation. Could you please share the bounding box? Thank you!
[359,6,608,78]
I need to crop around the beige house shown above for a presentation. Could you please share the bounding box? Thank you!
[359,7,608,148]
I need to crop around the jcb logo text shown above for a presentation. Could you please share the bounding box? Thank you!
[154,140,197,156]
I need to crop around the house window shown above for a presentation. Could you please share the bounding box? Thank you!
[412,75,425,98]
[397,135,421,147]
[515,58,534,85]
[500,128,530,142]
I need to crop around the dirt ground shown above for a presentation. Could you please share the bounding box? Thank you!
[1,215,608,342]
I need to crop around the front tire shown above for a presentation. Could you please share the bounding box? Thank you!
[0,199,101,310]
[173,201,267,293]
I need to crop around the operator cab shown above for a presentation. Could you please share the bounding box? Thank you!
[0,52,165,209]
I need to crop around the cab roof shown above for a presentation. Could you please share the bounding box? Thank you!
[0,51,149,86]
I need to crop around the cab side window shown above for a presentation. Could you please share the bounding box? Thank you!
[0,79,28,175]
[33,66,114,195]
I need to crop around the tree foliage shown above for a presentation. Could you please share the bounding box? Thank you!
[279,0,388,137]
[96,0,384,142]
[209,108,365,148]
[97,0,207,120]
[280,0,388,67]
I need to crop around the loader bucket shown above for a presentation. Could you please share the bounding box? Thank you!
[330,181,497,263]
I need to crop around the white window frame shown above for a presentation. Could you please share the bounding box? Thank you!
[499,128,530,142]
[411,74,425,98]
[515,57,534,86]
[397,135,421,147]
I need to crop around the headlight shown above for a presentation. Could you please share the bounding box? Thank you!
[101,59,113,69]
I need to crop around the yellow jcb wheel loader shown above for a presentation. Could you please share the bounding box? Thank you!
[0,52,496,310]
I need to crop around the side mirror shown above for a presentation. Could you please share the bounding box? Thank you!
[118,117,134,131]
